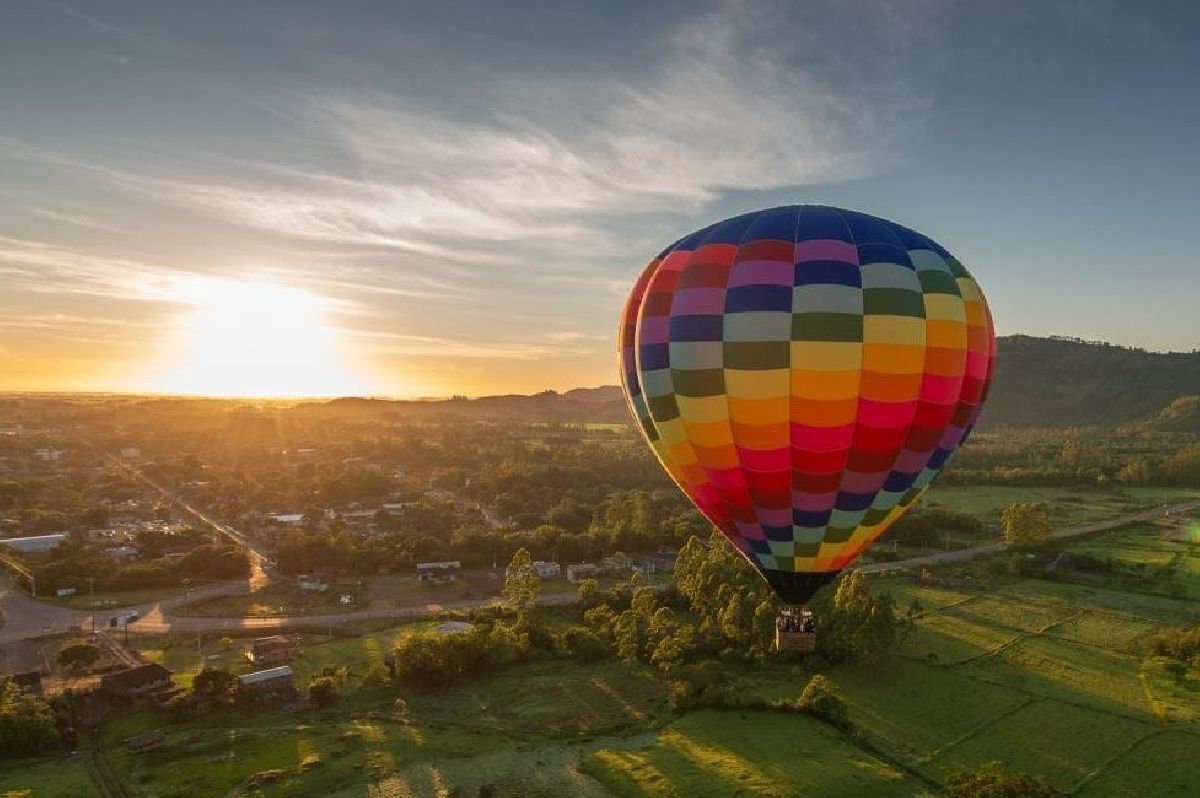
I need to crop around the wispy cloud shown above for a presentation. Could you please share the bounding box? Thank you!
[143,4,922,264]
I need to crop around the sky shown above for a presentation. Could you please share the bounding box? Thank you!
[1,0,1198,398]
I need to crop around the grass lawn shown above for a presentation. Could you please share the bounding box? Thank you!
[102,661,666,797]
[0,755,94,796]
[1077,731,1200,797]
[900,607,1022,665]
[41,586,183,610]
[925,699,1154,792]
[581,709,927,797]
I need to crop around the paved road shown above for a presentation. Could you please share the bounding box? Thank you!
[858,500,1200,574]
[0,575,573,643]
[107,456,272,586]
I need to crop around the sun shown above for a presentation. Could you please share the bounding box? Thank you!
[143,277,370,398]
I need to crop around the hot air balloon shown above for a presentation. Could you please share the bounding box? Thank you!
[618,205,995,634]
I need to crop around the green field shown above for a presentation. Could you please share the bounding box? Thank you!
[582,710,925,797]
[8,502,1199,796]
[0,755,94,796]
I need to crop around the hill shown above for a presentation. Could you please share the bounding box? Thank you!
[291,336,1200,430]
[1124,394,1200,435]
[982,336,1200,429]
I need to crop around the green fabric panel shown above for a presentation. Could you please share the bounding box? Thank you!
[863,287,926,317]
[823,526,855,544]
[917,270,960,296]
[647,392,680,421]
[723,341,790,370]
[793,541,822,558]
[669,368,725,397]
[791,312,863,342]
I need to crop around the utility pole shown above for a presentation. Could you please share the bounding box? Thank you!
[89,577,95,635]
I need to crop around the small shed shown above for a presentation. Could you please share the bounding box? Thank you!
[101,664,173,698]
[238,665,296,700]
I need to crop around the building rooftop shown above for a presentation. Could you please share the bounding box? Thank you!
[238,665,294,685]
[101,663,172,690]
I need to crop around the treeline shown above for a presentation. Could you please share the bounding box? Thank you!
[30,542,251,593]
[272,489,706,575]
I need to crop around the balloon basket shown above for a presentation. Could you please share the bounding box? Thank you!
[775,607,816,653]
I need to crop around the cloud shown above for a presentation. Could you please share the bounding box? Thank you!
[155,3,922,264]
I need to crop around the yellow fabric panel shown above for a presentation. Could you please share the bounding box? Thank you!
[863,315,925,345]
[675,395,729,424]
[726,395,789,424]
[922,293,966,322]
[861,343,926,374]
[725,368,790,399]
[790,369,861,399]
[790,341,862,370]
[956,278,982,302]
[656,417,690,446]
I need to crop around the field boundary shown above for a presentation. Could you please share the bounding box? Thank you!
[1066,727,1167,795]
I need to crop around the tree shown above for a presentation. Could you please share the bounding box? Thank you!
[796,675,850,730]
[503,547,540,616]
[193,668,237,700]
[308,676,339,707]
[56,642,100,673]
[1001,502,1051,550]
[817,572,899,664]
[945,761,1065,797]
[0,677,59,756]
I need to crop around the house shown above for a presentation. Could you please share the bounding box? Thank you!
[125,730,165,753]
[566,563,601,583]
[382,502,415,516]
[12,671,42,695]
[100,664,173,698]
[271,513,306,526]
[533,561,561,579]
[237,666,296,700]
[119,448,142,459]
[33,448,64,462]
[245,635,293,665]
[0,534,66,554]
[416,561,460,585]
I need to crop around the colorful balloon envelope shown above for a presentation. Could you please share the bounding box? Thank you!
[619,205,995,605]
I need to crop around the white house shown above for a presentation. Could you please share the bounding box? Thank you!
[566,563,601,583]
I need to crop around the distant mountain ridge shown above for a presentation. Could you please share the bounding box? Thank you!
[310,336,1200,430]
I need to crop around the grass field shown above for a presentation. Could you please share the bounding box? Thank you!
[581,710,926,797]
[0,755,94,796]
[10,496,1196,796]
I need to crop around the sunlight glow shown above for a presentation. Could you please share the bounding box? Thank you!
[143,277,371,398]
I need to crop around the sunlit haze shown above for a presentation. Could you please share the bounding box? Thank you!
[139,277,369,398]
[2,1,1199,397]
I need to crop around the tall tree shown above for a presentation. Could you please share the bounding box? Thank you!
[503,547,540,616]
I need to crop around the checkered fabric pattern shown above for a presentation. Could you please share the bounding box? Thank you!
[619,205,995,604]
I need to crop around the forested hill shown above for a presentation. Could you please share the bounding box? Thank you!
[307,335,1200,430]
[982,336,1200,429]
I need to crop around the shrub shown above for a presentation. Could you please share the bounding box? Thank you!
[796,675,850,730]
[944,761,1065,797]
